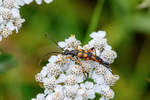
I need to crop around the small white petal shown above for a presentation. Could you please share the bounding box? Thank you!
[7,22,16,31]
[84,81,94,89]
[99,96,108,100]
[90,31,106,39]
[24,0,34,4]
[87,89,95,99]
[46,94,52,100]
[0,16,3,23]
[11,8,20,18]
[0,35,2,41]
[15,0,25,7]
[58,42,66,48]
[92,74,105,84]
[44,0,53,4]
[56,74,66,83]
[0,0,2,6]
[48,55,58,63]
[35,0,42,5]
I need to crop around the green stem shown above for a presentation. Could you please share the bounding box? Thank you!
[83,0,105,44]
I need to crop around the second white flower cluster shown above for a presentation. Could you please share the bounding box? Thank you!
[0,0,53,41]
[32,31,119,100]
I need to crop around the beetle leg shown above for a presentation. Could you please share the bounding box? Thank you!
[85,57,90,60]
[57,56,73,63]
[94,48,96,55]
[75,59,86,78]
[65,56,73,59]
[88,49,93,53]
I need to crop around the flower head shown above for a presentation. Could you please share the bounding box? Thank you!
[32,31,119,100]
[0,0,53,42]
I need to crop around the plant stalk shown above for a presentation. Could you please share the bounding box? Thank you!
[84,0,105,44]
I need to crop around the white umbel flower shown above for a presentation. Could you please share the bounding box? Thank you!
[0,7,12,20]
[64,85,79,99]
[46,85,64,100]
[104,73,120,86]
[32,31,119,100]
[0,0,53,42]
[101,50,117,64]
[77,82,95,100]
[58,35,81,50]
[43,77,56,90]
[65,75,77,86]
[66,64,84,83]
[35,73,45,83]
[95,64,107,75]
[47,63,61,77]
[3,0,15,8]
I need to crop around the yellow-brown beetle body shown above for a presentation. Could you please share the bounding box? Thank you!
[62,47,109,67]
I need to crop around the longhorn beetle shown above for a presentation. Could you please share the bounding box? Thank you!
[42,33,110,77]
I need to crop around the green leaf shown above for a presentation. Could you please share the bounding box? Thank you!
[0,53,17,74]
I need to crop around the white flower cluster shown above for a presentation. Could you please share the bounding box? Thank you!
[32,31,119,100]
[0,0,53,41]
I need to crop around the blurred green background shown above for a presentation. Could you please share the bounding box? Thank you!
[0,0,150,100]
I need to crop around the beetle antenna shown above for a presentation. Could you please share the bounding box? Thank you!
[45,33,63,51]
[39,51,61,66]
